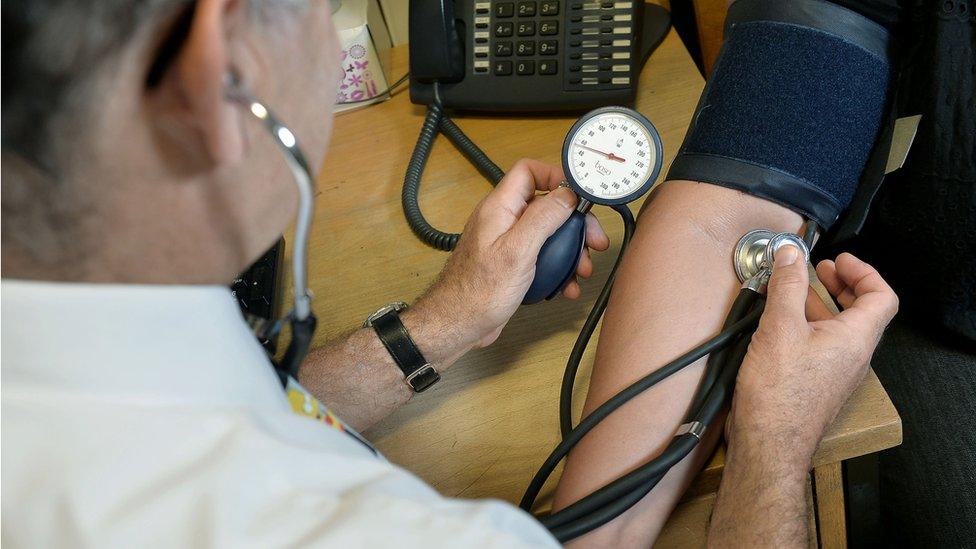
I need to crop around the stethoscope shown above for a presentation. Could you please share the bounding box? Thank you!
[226,77,317,385]
[234,81,815,542]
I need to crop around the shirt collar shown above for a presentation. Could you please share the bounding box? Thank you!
[1,279,289,411]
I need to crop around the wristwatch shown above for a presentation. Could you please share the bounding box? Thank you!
[364,302,440,392]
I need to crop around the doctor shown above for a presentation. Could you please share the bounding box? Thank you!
[1,0,897,546]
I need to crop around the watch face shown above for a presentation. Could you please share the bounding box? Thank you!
[562,106,663,206]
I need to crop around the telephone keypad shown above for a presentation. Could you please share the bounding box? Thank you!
[539,21,558,35]
[495,22,514,36]
[494,60,514,75]
[540,1,559,15]
[474,0,636,87]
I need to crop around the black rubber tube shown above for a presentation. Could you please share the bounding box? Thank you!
[551,334,752,542]
[545,303,760,540]
[690,330,754,429]
[549,471,665,541]
[687,289,761,419]
[559,204,637,438]
[519,301,762,511]
[547,450,674,541]
[542,434,699,530]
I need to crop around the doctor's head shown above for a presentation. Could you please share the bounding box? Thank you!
[2,0,341,284]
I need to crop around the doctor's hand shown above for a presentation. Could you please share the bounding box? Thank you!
[411,158,610,355]
[726,248,899,468]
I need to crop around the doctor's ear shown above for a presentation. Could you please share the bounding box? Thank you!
[146,0,256,167]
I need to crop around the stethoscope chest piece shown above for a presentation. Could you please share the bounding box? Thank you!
[734,229,776,283]
[734,229,810,283]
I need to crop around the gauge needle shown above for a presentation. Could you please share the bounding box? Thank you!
[575,143,626,163]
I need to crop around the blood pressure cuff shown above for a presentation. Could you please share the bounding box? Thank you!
[665,0,893,230]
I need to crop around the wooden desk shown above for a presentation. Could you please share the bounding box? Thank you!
[312,30,901,548]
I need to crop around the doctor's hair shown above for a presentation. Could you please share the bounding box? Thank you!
[0,0,286,273]
[3,1,176,173]
[2,0,191,273]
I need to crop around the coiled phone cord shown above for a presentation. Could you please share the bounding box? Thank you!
[403,89,506,251]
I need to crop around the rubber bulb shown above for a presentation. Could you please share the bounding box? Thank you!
[523,210,587,304]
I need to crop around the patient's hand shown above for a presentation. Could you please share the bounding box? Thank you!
[416,159,609,351]
[728,247,899,466]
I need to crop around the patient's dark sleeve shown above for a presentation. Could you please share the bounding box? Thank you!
[665,0,900,230]
[830,0,903,29]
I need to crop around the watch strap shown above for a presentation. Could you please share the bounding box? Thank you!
[370,309,440,392]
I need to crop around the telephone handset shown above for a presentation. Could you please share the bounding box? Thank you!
[409,0,670,111]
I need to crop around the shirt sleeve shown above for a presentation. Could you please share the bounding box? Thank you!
[0,388,561,549]
[214,411,561,549]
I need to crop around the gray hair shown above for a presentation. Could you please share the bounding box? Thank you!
[1,1,299,273]
[2,1,191,172]
[2,1,188,272]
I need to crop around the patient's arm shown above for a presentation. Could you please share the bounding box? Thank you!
[551,180,803,546]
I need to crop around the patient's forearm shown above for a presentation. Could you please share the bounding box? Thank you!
[551,180,802,546]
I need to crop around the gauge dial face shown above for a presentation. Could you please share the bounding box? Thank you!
[564,108,661,204]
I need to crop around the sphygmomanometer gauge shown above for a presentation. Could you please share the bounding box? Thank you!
[562,106,664,206]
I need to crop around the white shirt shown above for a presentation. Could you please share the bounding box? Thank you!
[1,280,557,548]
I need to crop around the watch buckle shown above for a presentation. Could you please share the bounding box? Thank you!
[405,363,439,392]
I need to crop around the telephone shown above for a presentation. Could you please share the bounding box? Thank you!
[409,0,671,111]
